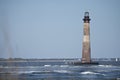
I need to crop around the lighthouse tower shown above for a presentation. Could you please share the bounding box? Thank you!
[81,12,91,63]
[69,12,98,65]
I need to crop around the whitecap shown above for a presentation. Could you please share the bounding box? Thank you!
[60,65,69,67]
[44,65,51,67]
[98,65,105,67]
[54,70,71,73]
[81,71,95,75]
[81,71,106,76]
[98,65,113,67]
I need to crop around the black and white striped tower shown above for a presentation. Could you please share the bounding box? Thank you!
[81,12,91,63]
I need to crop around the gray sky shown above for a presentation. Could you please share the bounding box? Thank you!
[0,0,120,58]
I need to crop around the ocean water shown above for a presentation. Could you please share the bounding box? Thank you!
[0,60,120,80]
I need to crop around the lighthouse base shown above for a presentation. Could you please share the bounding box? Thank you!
[69,61,99,65]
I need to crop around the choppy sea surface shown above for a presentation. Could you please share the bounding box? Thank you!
[0,59,120,80]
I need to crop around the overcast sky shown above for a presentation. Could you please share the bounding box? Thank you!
[0,0,120,58]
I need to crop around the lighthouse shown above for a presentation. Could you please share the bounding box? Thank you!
[81,12,91,63]
[69,12,98,65]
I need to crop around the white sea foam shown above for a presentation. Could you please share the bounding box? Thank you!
[81,71,96,74]
[81,71,106,76]
[60,65,69,67]
[44,65,51,67]
[54,70,71,73]
[98,65,113,67]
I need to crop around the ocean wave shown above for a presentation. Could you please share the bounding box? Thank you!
[44,65,51,67]
[60,65,69,67]
[0,71,34,74]
[19,70,71,74]
[98,65,113,67]
[54,70,71,74]
[80,71,105,76]
[0,66,40,69]
[0,69,54,74]
[81,71,98,75]
[17,71,35,74]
